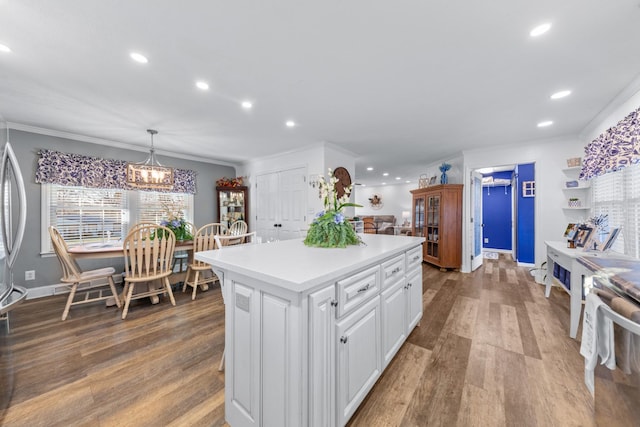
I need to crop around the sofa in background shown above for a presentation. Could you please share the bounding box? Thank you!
[361,215,396,234]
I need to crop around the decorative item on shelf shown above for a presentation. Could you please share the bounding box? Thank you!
[304,168,362,248]
[126,129,174,190]
[566,157,582,168]
[159,201,193,242]
[565,180,579,188]
[369,193,383,209]
[439,162,451,184]
[428,175,437,186]
[568,198,581,207]
[419,174,429,188]
[216,176,244,187]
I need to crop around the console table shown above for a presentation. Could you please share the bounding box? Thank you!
[545,241,631,338]
[196,234,424,427]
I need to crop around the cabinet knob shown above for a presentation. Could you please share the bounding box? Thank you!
[340,336,348,344]
[330,299,338,307]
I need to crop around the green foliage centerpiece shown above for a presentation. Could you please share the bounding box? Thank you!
[304,169,362,248]
[159,201,193,241]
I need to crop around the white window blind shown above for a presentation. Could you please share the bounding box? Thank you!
[591,162,640,257]
[42,184,193,253]
[135,191,193,225]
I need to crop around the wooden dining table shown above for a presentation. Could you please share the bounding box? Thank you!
[68,240,207,303]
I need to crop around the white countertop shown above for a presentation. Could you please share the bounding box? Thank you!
[195,234,425,293]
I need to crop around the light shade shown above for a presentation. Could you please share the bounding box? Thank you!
[126,129,174,190]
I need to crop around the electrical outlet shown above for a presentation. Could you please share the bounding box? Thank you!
[25,270,35,281]
[484,238,489,243]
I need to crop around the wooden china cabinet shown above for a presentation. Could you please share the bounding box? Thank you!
[216,186,248,228]
[410,184,463,270]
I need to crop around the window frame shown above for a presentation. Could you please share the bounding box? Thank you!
[41,184,194,254]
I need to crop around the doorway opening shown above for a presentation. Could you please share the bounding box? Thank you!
[470,162,535,271]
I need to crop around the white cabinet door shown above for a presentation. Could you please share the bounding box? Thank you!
[309,285,336,427]
[406,267,423,332]
[381,278,407,368]
[336,296,381,427]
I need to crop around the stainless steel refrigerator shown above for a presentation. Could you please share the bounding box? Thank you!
[0,118,28,323]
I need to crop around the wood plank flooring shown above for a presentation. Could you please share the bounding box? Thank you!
[1,254,638,426]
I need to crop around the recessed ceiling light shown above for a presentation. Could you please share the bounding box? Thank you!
[286,120,296,127]
[195,81,209,91]
[530,23,551,37]
[366,167,373,171]
[537,120,553,127]
[130,52,148,64]
[383,172,389,177]
[381,182,387,185]
[0,44,11,53]
[550,90,571,100]
[241,101,253,109]
[405,180,411,184]
[395,177,401,180]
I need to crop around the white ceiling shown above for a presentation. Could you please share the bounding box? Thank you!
[1,0,640,186]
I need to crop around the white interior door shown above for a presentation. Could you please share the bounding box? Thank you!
[278,167,307,240]
[255,172,278,241]
[471,170,483,271]
[255,167,307,241]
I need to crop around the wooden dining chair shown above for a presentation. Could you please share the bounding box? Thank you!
[49,226,122,320]
[121,223,177,319]
[228,220,247,236]
[214,231,257,248]
[183,222,227,300]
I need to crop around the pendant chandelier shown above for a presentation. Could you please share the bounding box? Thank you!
[126,129,174,190]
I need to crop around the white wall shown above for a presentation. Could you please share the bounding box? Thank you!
[354,183,414,224]
[461,136,585,272]
[581,75,640,143]
[237,142,357,229]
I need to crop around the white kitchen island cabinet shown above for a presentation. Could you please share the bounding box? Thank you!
[195,234,425,427]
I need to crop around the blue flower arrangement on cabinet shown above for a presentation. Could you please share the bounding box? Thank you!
[439,162,451,184]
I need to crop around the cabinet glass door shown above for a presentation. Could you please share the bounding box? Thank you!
[217,186,247,228]
[426,195,440,259]
[413,197,425,237]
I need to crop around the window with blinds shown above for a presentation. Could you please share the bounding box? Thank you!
[41,184,193,253]
[591,162,640,257]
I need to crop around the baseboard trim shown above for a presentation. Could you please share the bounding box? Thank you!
[517,261,535,268]
[25,275,124,300]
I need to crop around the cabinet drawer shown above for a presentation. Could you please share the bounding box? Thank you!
[406,246,423,271]
[381,254,405,289]
[337,266,380,317]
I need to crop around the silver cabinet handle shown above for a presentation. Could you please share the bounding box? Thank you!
[412,256,420,262]
[340,336,348,344]
[392,267,401,274]
[357,284,371,293]
[407,282,412,288]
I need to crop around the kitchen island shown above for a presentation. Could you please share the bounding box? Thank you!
[196,233,425,427]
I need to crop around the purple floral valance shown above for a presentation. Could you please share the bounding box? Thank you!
[35,149,197,194]
[580,106,640,180]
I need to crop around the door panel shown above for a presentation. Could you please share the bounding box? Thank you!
[471,170,483,271]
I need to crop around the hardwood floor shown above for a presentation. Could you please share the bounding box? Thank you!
[1,255,638,426]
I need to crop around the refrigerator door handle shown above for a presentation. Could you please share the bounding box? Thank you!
[0,142,27,270]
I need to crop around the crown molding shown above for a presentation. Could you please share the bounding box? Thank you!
[7,122,238,168]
